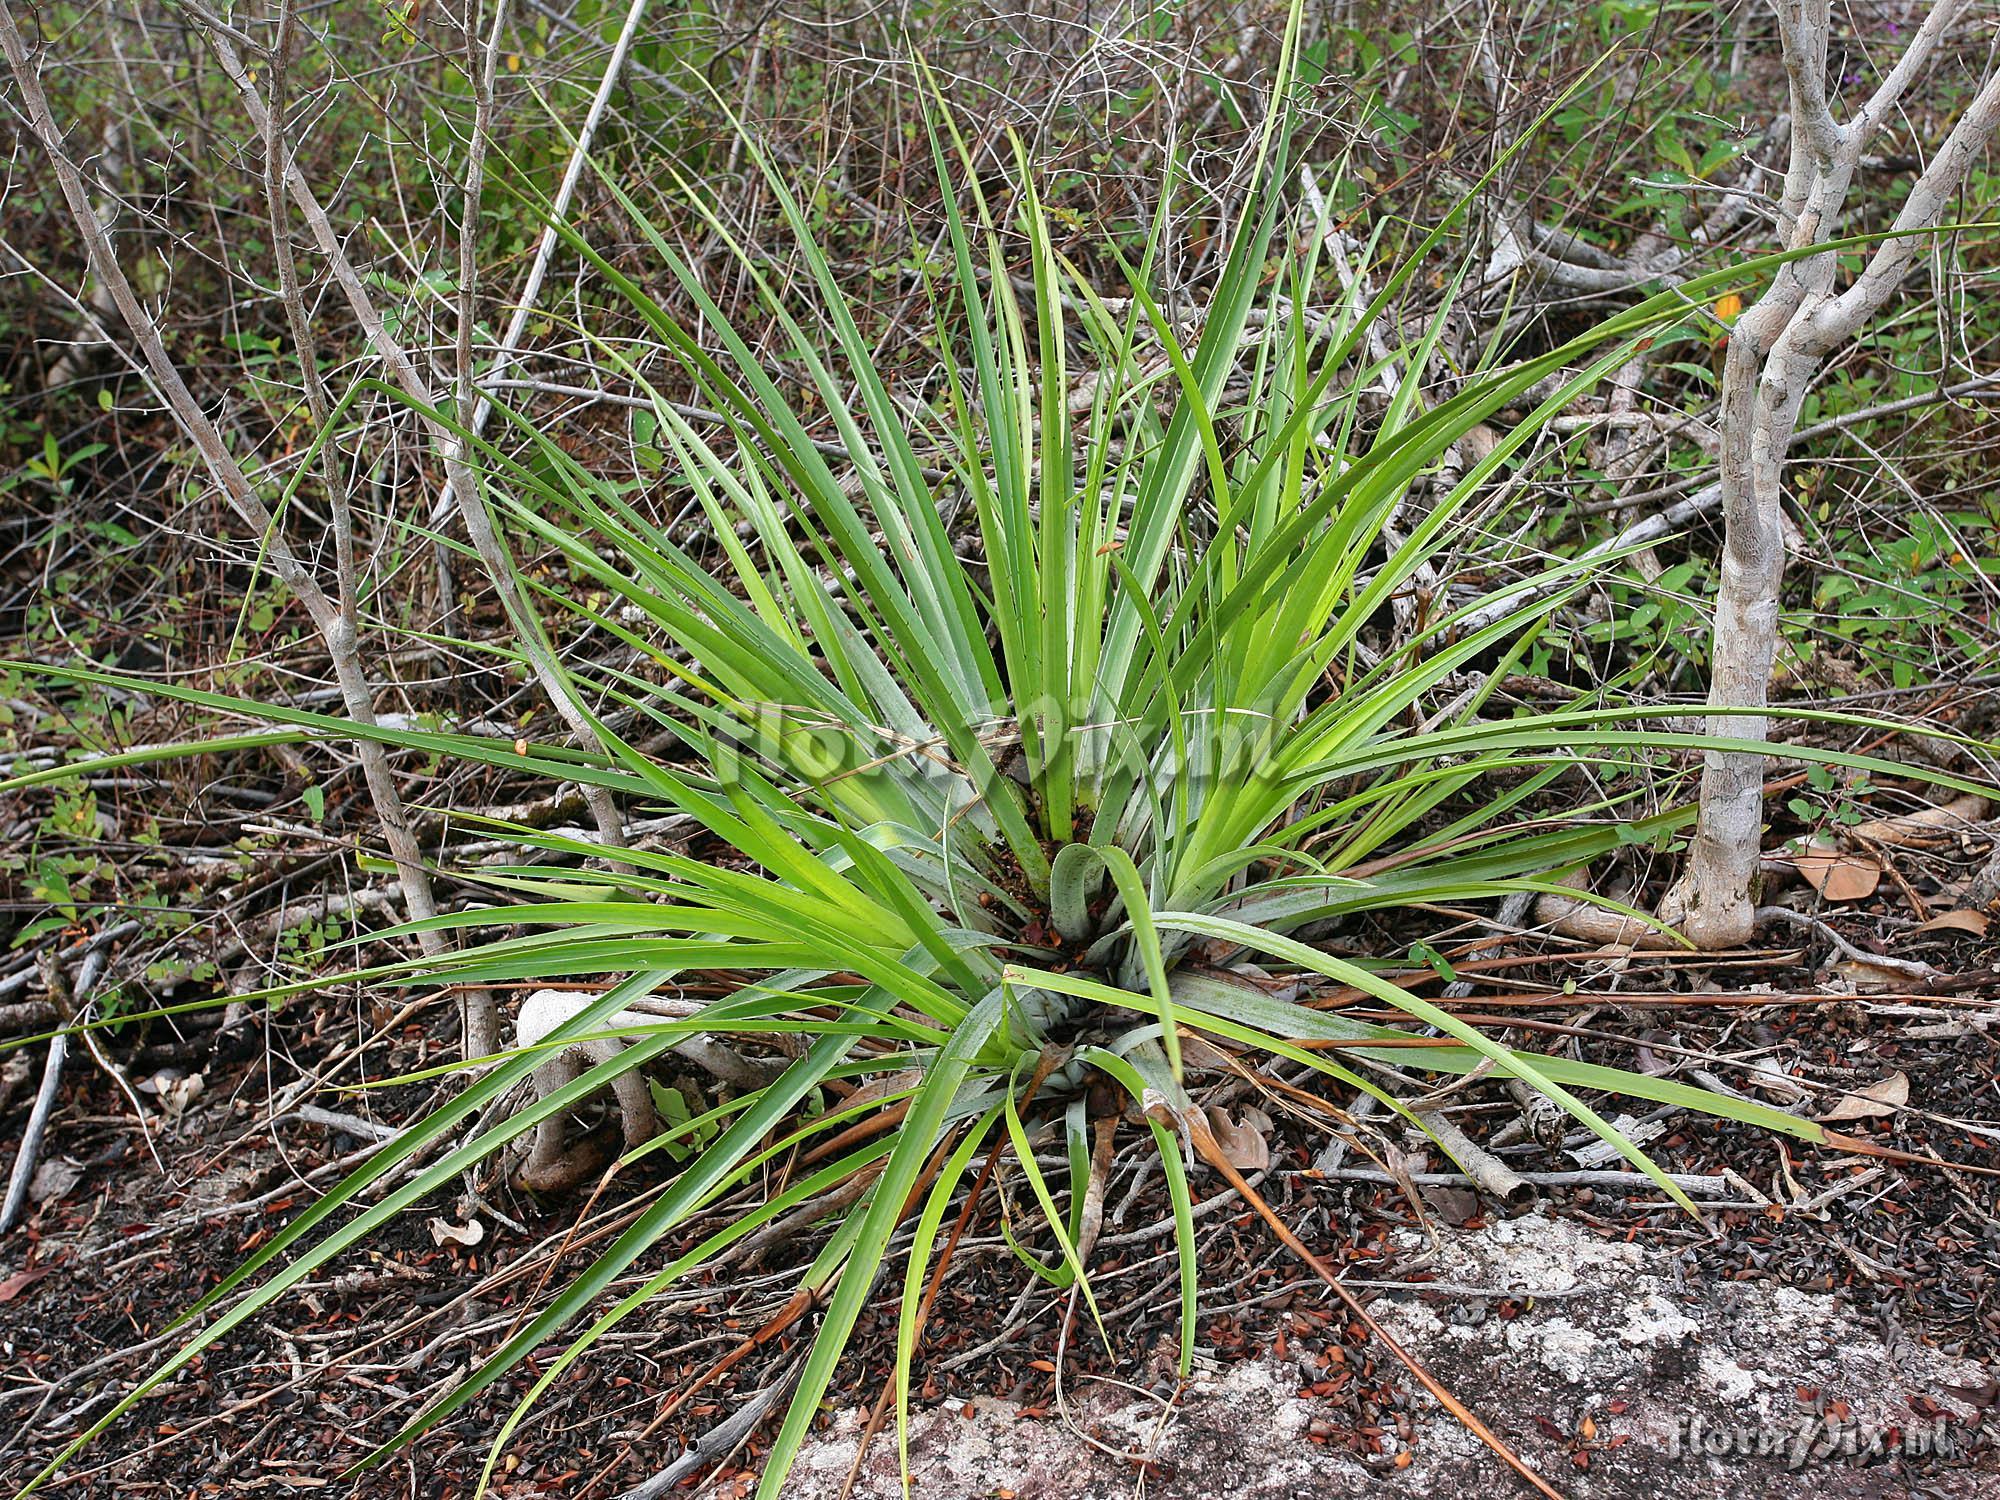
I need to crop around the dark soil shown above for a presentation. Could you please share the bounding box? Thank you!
[3,914,1998,1499]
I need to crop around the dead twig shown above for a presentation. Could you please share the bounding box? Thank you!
[1,942,110,1234]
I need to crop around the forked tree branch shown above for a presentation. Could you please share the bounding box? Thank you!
[1806,65,2000,354]
[1662,0,2000,947]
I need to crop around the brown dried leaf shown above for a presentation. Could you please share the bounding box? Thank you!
[1204,1104,1272,1172]
[1832,958,1913,994]
[1420,1183,1480,1226]
[1818,1070,1909,1123]
[1914,909,1990,937]
[1791,843,1881,903]
[1850,795,1988,847]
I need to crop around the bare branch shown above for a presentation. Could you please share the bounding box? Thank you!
[181,0,629,859]
[1850,0,1973,151]
[1807,65,2000,353]
[429,0,652,534]
[1774,0,1841,170]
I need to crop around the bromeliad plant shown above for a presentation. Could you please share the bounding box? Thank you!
[20,79,1989,1500]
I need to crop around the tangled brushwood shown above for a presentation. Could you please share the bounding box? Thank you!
[13,41,1995,1500]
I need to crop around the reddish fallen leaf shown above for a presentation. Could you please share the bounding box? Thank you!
[0,1265,52,1302]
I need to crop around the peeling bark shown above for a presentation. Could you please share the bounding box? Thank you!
[1662,0,2000,947]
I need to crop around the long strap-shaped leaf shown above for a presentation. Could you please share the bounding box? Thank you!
[757,987,1023,1498]
[366,1019,894,1463]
